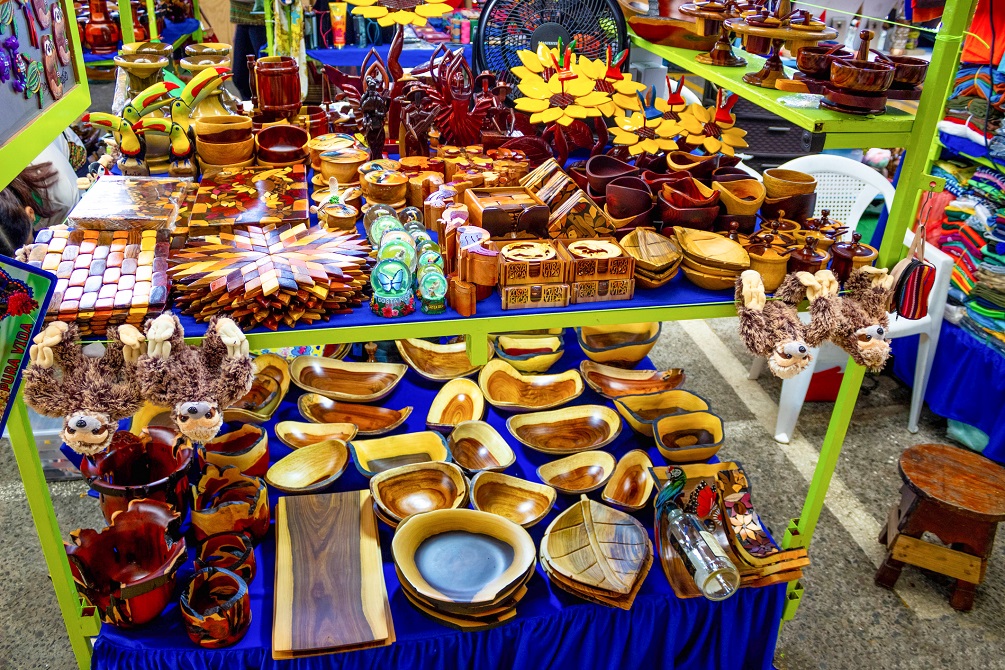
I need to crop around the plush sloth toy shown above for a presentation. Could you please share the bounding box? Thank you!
[136,313,253,444]
[735,270,815,379]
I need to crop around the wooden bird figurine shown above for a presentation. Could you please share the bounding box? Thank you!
[84,112,147,176]
[134,117,197,178]
[170,66,232,133]
[121,80,180,126]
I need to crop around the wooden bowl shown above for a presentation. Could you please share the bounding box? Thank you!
[364,170,409,204]
[265,440,349,493]
[613,389,710,436]
[657,193,719,231]
[654,410,724,463]
[586,155,639,193]
[580,361,686,398]
[369,462,468,525]
[505,405,622,454]
[202,425,268,478]
[297,393,412,436]
[186,42,232,57]
[196,136,254,166]
[318,202,359,230]
[179,567,251,649]
[470,471,557,528]
[427,378,486,433]
[883,54,928,87]
[447,421,515,474]
[606,176,653,220]
[194,531,256,584]
[348,431,451,477]
[711,179,766,216]
[796,45,853,78]
[224,354,290,424]
[193,115,253,144]
[576,322,661,368]
[762,168,818,198]
[274,420,357,448]
[320,148,370,183]
[396,338,493,381]
[190,465,270,543]
[289,356,406,403]
[661,178,719,209]
[681,264,737,290]
[392,508,536,605]
[493,335,564,373]
[829,58,895,93]
[478,359,583,413]
[307,133,360,169]
[536,450,617,495]
[179,53,231,74]
[113,52,170,77]
[601,449,655,511]
[255,124,309,164]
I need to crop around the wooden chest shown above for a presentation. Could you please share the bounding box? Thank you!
[555,238,635,283]
[463,187,550,238]
[570,278,636,304]
[500,283,571,310]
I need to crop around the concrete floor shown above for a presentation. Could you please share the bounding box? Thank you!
[2,316,1003,669]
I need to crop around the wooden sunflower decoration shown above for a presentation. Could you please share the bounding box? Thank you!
[677,89,749,156]
[347,0,452,27]
[611,87,680,157]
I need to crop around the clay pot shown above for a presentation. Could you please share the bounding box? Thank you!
[657,192,719,231]
[180,567,252,648]
[829,58,895,93]
[762,169,817,198]
[787,236,831,274]
[830,232,878,281]
[606,176,654,219]
[796,45,853,79]
[662,178,719,208]
[761,192,818,223]
[256,124,309,164]
[712,179,765,215]
[194,115,253,144]
[586,155,639,192]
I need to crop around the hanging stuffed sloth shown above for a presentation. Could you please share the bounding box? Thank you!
[735,270,814,379]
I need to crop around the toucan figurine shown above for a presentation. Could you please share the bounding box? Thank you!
[122,81,180,126]
[170,67,232,133]
[84,112,147,176]
[134,117,197,178]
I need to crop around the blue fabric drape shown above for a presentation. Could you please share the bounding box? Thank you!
[82,19,202,62]
[307,45,473,70]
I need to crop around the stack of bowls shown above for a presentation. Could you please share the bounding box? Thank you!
[673,225,750,291]
[760,168,817,223]
[194,115,254,171]
[255,124,309,167]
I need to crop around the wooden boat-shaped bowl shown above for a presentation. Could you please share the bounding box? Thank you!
[711,179,766,216]
[493,334,564,373]
[274,420,357,448]
[654,410,724,463]
[392,508,536,605]
[447,421,515,474]
[478,359,583,412]
[369,461,468,526]
[348,430,451,477]
[537,450,617,495]
[298,393,412,436]
[396,338,493,381]
[265,440,349,493]
[681,264,738,291]
[224,354,290,424]
[506,405,622,454]
[202,425,269,477]
[614,389,711,436]
[585,155,639,193]
[601,449,655,511]
[580,360,686,398]
[427,378,486,432]
[289,356,406,403]
[470,471,557,528]
[576,322,661,368]
[606,176,654,220]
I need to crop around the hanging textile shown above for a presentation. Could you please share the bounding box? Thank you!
[273,0,309,96]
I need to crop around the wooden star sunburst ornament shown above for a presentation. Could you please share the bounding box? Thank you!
[170,223,373,331]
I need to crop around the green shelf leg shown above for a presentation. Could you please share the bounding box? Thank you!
[117,0,134,49]
[465,329,490,366]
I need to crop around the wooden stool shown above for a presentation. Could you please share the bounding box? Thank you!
[876,443,1005,611]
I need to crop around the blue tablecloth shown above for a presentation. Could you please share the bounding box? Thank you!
[83,332,785,670]
[308,44,472,70]
[82,18,201,63]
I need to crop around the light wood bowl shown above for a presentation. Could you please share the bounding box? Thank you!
[762,168,817,198]
[317,202,359,231]
[195,136,255,168]
[654,410,724,463]
[193,115,253,143]
[537,451,617,495]
[320,148,370,184]
[505,405,621,454]
[576,322,661,368]
[392,508,536,605]
[348,431,451,478]
[363,170,409,203]
[297,393,412,436]
[396,563,530,619]
[203,425,268,477]
[264,440,349,493]
[493,335,564,373]
[224,354,290,424]
[711,179,766,216]
[307,133,360,169]
[470,471,557,528]
[601,449,655,511]
[579,361,686,399]
[681,264,738,291]
[396,338,493,381]
[613,389,711,436]
[369,461,469,525]
[447,421,515,475]
[274,421,358,449]
[289,356,406,403]
[478,359,583,413]
[426,378,485,433]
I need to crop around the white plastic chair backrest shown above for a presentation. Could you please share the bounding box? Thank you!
[776,155,896,235]
[735,161,763,180]
[671,77,702,105]
[888,230,955,327]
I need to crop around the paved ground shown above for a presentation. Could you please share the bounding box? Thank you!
[2,316,1003,669]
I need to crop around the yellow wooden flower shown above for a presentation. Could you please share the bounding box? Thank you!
[572,56,647,116]
[348,0,451,27]
[511,44,563,81]
[513,71,612,127]
[677,102,748,156]
[611,112,679,155]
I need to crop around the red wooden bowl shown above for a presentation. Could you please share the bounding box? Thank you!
[760,192,818,224]
[830,59,895,92]
[180,567,252,648]
[662,178,720,208]
[796,45,853,78]
[883,54,929,88]
[641,169,689,191]
[256,124,309,164]
[191,464,271,544]
[195,531,257,584]
[587,183,608,208]
[568,166,589,191]
[586,155,639,192]
[657,192,719,231]
[710,167,753,183]
[606,176,653,219]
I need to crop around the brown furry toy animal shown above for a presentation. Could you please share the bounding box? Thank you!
[23,321,146,456]
[136,313,253,444]
[735,270,814,379]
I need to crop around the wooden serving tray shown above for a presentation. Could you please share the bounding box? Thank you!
[189,165,309,236]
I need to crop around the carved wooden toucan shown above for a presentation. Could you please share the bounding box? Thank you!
[84,112,147,176]
[170,67,232,132]
[122,81,180,126]
[133,117,196,178]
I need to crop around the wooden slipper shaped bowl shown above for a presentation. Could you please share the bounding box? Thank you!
[202,425,269,477]
[673,226,750,272]
[289,356,407,403]
[191,464,270,543]
[274,420,358,448]
[297,393,412,435]
[65,499,186,628]
[180,567,252,648]
[369,461,469,526]
[470,471,557,529]
[392,508,536,605]
[493,334,564,374]
[224,354,290,424]
[396,337,493,381]
[681,264,740,291]
[478,359,584,413]
[426,378,486,432]
[576,322,661,368]
[506,405,622,455]
[614,389,711,436]
[195,531,257,584]
[447,421,515,474]
[537,450,617,495]
[580,361,686,398]
[586,155,639,193]
[602,450,655,511]
[654,410,725,463]
[265,440,350,493]
[349,430,451,477]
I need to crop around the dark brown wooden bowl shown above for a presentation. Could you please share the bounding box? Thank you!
[829,58,895,92]
[884,54,929,87]
[658,192,719,231]
[606,176,654,219]
[796,45,853,78]
[586,155,639,193]
[255,124,309,164]
[568,166,589,191]
[506,405,622,454]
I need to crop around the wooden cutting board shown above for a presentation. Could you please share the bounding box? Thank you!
[273,490,394,659]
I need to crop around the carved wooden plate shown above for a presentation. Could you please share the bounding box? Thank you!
[536,451,617,495]
[297,393,412,436]
[426,378,485,433]
[369,462,468,525]
[477,359,583,413]
[580,361,686,399]
[396,338,494,382]
[505,405,621,454]
[289,357,406,403]
[447,421,515,474]
[470,471,557,529]
[348,431,451,478]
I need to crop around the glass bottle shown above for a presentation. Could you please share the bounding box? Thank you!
[661,505,740,601]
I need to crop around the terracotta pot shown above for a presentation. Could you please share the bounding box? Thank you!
[195,531,257,584]
[829,58,895,93]
[796,45,853,79]
[762,169,818,198]
[712,178,766,215]
[830,232,878,281]
[84,0,120,54]
[251,56,301,119]
[586,155,639,192]
[606,176,654,219]
[662,178,719,208]
[760,192,818,223]
[657,192,719,231]
[194,115,253,144]
[256,124,309,164]
[180,567,252,648]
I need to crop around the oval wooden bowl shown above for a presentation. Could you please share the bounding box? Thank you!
[447,421,515,474]
[712,179,766,216]
[478,359,583,413]
[613,389,711,436]
[396,338,493,381]
[203,425,268,477]
[585,155,639,192]
[255,124,309,164]
[113,52,170,77]
[364,170,409,203]
[426,378,486,433]
[320,148,370,183]
[470,471,557,528]
[666,151,718,178]
[349,431,451,478]
[654,410,724,463]
[580,360,686,398]
[224,354,290,424]
[762,168,818,198]
[392,508,536,605]
[196,136,254,166]
[681,264,737,290]
[194,115,253,144]
[576,322,661,368]
[297,393,412,436]
[265,440,349,493]
[536,451,617,495]
[289,356,406,403]
[506,405,622,455]
[370,461,469,525]
[601,449,655,511]
[493,335,564,373]
[657,193,719,231]
[274,420,357,448]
